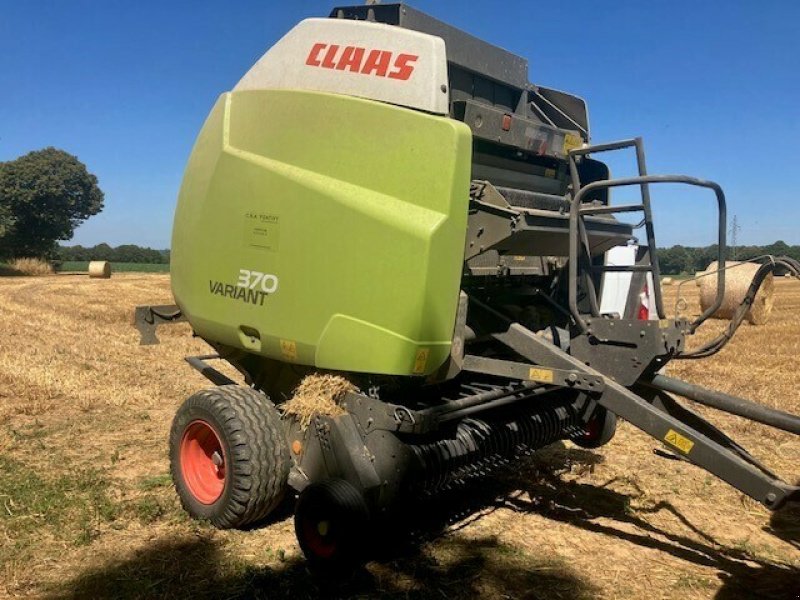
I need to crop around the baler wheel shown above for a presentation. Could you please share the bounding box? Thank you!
[170,386,290,528]
[571,407,618,449]
[294,479,370,571]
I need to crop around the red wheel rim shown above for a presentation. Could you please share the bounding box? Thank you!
[300,515,337,559]
[180,420,226,504]
[582,415,602,441]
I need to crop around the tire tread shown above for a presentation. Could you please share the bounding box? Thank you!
[170,386,290,529]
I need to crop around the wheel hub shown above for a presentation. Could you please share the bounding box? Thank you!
[180,420,226,504]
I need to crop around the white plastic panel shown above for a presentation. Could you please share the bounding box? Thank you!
[235,18,449,115]
[600,245,636,317]
[600,244,656,319]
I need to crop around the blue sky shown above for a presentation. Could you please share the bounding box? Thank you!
[1,0,798,248]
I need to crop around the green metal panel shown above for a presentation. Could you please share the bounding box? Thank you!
[171,89,472,376]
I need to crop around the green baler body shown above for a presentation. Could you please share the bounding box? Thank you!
[171,89,472,376]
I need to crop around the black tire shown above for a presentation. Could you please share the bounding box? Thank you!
[571,407,618,449]
[294,479,370,571]
[169,385,290,529]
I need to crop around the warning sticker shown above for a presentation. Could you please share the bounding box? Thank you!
[563,133,582,154]
[413,349,430,375]
[528,367,555,384]
[664,429,694,454]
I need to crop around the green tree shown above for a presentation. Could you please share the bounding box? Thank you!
[0,147,104,258]
[0,202,12,239]
[92,243,113,261]
[659,245,695,275]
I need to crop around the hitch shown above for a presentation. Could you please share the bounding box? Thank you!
[133,304,185,345]
[468,297,800,511]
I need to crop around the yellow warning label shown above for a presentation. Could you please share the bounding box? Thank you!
[413,348,430,375]
[280,339,297,361]
[513,255,527,262]
[563,133,582,154]
[664,429,694,454]
[544,168,557,178]
[529,367,555,384]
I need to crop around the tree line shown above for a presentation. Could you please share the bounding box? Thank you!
[657,241,800,275]
[57,243,169,264]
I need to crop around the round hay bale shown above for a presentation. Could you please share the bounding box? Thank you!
[88,261,111,279]
[662,277,674,286]
[699,261,774,325]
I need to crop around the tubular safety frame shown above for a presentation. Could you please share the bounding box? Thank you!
[567,139,727,333]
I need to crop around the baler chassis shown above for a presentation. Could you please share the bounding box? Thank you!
[130,0,800,570]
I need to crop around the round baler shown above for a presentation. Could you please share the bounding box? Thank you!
[135,3,800,570]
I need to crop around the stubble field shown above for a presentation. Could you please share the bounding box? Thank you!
[0,273,798,599]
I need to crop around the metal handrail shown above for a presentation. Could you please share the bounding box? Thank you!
[568,138,665,323]
[568,174,727,333]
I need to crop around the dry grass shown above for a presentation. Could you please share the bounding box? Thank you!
[281,374,353,429]
[0,273,797,599]
[5,258,54,276]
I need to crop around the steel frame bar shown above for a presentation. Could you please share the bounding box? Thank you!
[644,375,800,435]
[466,299,799,509]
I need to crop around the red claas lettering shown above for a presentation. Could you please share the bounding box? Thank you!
[305,43,418,80]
